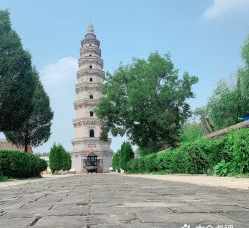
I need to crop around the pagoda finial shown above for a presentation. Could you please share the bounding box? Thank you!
[86,24,94,33]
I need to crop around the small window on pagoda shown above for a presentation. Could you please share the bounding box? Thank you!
[89,54,92,57]
[89,77,93,82]
[89,94,93,99]
[89,129,95,138]
[89,65,93,69]
[90,111,93,117]
[89,44,92,47]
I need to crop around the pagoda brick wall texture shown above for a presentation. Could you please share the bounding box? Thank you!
[71,25,112,173]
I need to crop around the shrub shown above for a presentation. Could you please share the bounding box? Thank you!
[155,149,176,172]
[214,160,233,176]
[224,129,249,174]
[143,153,158,172]
[180,122,204,144]
[146,148,190,174]
[0,176,8,182]
[138,147,155,156]
[127,159,139,173]
[183,138,225,174]
[170,148,191,173]
[49,144,71,173]
[0,150,47,178]
[127,128,249,176]
[127,136,226,174]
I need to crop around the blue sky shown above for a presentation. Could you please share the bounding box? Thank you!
[1,0,249,153]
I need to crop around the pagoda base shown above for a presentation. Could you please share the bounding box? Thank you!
[71,138,112,173]
[71,150,112,173]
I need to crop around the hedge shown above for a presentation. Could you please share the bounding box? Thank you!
[127,128,249,176]
[0,150,47,178]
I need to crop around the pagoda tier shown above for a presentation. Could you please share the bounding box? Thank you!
[77,69,105,79]
[79,57,103,67]
[75,83,103,95]
[73,117,102,127]
[80,46,101,56]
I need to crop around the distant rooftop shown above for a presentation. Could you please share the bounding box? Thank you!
[0,139,32,153]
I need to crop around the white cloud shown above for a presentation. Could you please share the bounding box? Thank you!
[41,56,78,88]
[204,0,249,20]
[35,57,78,153]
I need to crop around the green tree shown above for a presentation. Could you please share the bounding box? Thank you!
[62,152,72,171]
[180,122,204,143]
[120,142,134,172]
[207,81,239,130]
[96,53,198,151]
[242,35,249,66]
[4,69,53,152]
[112,150,121,171]
[237,36,249,116]
[49,144,66,173]
[194,107,214,134]
[0,10,35,131]
[205,36,249,131]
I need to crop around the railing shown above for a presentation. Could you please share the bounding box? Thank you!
[77,68,105,79]
[80,46,101,56]
[81,38,100,47]
[75,82,103,93]
[72,137,112,145]
[78,57,103,68]
[74,98,101,109]
[73,117,101,127]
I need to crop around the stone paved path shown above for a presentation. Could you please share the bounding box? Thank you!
[0,174,249,228]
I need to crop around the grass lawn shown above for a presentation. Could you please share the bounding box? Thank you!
[0,176,8,182]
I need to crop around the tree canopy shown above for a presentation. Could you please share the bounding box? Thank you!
[49,144,71,173]
[0,10,35,131]
[237,37,249,115]
[207,81,239,130]
[204,36,249,130]
[180,122,204,144]
[4,69,53,151]
[96,53,198,151]
[119,142,134,171]
[112,150,121,172]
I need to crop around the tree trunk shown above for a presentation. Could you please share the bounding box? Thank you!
[24,131,29,152]
[24,143,28,152]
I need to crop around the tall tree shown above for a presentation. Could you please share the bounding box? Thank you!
[207,81,239,130]
[112,150,121,172]
[180,122,204,144]
[205,36,249,130]
[49,144,71,173]
[119,142,134,172]
[0,10,35,131]
[4,69,53,151]
[96,53,198,151]
[237,36,249,116]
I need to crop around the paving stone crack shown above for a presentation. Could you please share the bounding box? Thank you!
[29,216,42,226]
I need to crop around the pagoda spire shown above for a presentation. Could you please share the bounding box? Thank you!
[86,24,95,34]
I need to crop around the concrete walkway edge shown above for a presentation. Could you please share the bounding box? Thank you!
[126,174,249,190]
